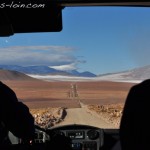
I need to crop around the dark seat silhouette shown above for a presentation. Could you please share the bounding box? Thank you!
[120,79,150,150]
[0,81,35,146]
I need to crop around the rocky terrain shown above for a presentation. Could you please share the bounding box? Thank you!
[30,104,123,129]
[30,107,66,129]
[87,104,124,128]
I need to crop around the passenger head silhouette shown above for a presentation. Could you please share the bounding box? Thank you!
[120,79,150,150]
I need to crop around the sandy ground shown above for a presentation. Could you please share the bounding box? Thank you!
[2,80,134,129]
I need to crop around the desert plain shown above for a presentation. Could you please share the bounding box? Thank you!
[2,78,136,128]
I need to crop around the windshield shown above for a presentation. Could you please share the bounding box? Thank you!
[0,6,149,129]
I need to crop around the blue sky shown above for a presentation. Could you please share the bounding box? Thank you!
[1,6,150,75]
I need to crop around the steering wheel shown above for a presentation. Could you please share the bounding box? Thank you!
[34,125,72,150]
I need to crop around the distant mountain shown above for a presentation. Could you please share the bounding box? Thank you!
[2,64,149,82]
[97,65,150,81]
[79,71,97,77]
[2,64,150,80]
[0,65,97,77]
[123,65,150,80]
[0,70,37,81]
[66,70,80,76]
[66,70,97,77]
[0,65,65,75]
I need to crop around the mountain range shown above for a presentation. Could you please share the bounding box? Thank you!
[0,65,150,82]
[0,65,96,77]
[97,65,150,82]
[0,65,150,81]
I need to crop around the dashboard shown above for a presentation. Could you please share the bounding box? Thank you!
[6,124,120,150]
[33,124,120,150]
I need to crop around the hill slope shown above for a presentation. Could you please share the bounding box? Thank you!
[0,69,37,81]
[97,65,150,82]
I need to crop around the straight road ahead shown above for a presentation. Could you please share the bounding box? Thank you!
[56,105,115,128]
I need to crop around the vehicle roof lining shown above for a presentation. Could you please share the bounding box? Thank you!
[1,0,150,37]
[59,2,150,7]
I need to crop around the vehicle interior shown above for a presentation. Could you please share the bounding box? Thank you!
[1,0,150,150]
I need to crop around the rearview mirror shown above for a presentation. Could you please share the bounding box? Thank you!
[0,3,63,36]
[0,10,14,36]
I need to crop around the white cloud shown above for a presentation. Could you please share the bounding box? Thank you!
[0,46,74,52]
[0,45,78,66]
[50,63,77,71]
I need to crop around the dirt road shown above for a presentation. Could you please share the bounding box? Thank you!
[56,83,116,128]
[56,104,115,128]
